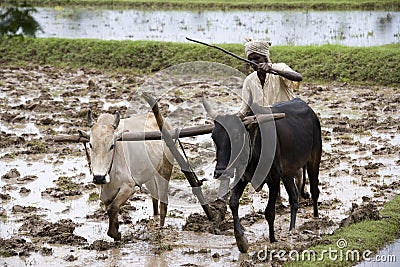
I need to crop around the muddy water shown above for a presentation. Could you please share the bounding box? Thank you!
[31,8,400,46]
[0,64,399,266]
[356,240,400,267]
[355,239,399,266]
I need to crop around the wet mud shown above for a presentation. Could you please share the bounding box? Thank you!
[0,66,399,266]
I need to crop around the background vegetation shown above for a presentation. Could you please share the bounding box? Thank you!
[1,37,399,86]
[0,2,42,37]
[2,0,400,10]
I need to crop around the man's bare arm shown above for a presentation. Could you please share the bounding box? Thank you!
[258,63,302,82]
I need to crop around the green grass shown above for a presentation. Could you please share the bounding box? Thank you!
[88,192,99,202]
[1,37,399,86]
[286,195,400,267]
[3,0,400,10]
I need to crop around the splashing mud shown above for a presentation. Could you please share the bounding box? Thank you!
[0,66,399,266]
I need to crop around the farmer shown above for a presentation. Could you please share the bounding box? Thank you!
[217,38,304,202]
[237,38,302,116]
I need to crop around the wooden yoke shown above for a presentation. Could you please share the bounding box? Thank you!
[142,92,214,221]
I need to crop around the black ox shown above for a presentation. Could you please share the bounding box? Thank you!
[204,97,322,253]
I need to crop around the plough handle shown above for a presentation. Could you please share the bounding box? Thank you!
[142,92,214,221]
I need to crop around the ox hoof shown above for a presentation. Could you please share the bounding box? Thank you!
[235,234,249,253]
[314,211,319,218]
[301,192,310,199]
[160,220,165,228]
[108,231,121,241]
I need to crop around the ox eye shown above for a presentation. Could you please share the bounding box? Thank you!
[110,144,115,151]
[89,143,93,149]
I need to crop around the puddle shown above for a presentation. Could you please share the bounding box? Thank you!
[0,122,42,137]
[355,239,399,267]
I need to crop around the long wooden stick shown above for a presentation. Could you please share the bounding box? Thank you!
[186,37,258,67]
[186,37,279,75]
[50,113,285,143]
[50,124,214,143]
[142,92,214,221]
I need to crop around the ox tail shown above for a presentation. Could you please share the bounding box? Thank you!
[307,111,322,218]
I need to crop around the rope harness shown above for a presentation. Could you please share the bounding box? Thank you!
[248,126,259,167]
[83,142,92,175]
[224,124,259,178]
[83,133,141,189]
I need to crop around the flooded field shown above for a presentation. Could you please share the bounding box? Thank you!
[0,63,399,266]
[31,8,400,46]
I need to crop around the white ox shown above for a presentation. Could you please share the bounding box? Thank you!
[85,110,173,241]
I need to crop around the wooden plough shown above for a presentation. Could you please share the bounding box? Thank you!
[51,93,285,221]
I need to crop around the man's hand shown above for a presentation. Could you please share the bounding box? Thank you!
[255,62,302,81]
[258,62,273,73]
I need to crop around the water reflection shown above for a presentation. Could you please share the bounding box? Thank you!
[376,13,395,34]
[31,8,400,46]
[355,239,400,267]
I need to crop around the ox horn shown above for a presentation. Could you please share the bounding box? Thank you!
[202,95,218,119]
[113,111,121,130]
[87,109,94,128]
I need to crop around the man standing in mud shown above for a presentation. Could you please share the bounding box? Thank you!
[217,38,303,201]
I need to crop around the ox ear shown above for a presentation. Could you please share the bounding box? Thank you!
[87,109,94,128]
[115,129,128,141]
[202,95,218,119]
[113,111,120,130]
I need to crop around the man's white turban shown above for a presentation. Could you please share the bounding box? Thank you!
[244,37,272,62]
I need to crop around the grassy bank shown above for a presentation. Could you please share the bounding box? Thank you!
[3,0,400,10]
[1,37,399,86]
[286,195,400,267]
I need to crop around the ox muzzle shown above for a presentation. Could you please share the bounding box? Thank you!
[92,174,108,185]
